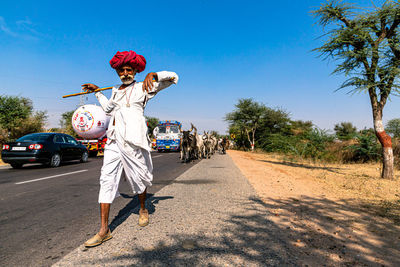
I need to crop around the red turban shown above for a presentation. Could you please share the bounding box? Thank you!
[109,50,146,73]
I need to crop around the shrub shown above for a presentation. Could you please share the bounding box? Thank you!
[346,134,380,163]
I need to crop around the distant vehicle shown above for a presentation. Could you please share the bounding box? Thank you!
[153,120,182,152]
[1,133,88,169]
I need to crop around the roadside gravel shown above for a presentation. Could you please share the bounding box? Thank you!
[53,153,298,266]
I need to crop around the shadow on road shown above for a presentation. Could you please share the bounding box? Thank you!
[152,179,218,186]
[89,196,399,266]
[109,194,174,232]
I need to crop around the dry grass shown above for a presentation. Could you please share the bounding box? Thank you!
[228,150,400,265]
[229,150,400,224]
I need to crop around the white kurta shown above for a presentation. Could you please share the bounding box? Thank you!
[95,71,179,203]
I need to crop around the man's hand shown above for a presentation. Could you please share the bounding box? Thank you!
[142,72,158,92]
[82,83,99,92]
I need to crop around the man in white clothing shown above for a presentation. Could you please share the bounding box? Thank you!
[82,50,178,247]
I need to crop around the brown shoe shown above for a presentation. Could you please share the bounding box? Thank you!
[139,209,149,227]
[84,229,112,247]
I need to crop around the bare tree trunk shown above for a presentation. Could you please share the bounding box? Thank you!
[374,117,394,179]
[245,129,254,152]
[251,129,255,152]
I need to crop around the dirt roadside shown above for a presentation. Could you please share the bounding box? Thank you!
[228,150,400,266]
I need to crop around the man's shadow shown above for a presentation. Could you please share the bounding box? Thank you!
[109,193,173,232]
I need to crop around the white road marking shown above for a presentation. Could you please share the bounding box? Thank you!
[15,170,88,185]
[152,155,163,158]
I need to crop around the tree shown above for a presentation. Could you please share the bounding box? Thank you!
[0,95,32,135]
[228,123,249,150]
[290,120,313,136]
[145,116,159,138]
[60,110,78,137]
[225,98,266,151]
[313,1,400,178]
[334,122,357,140]
[0,95,47,141]
[11,111,48,139]
[386,118,400,138]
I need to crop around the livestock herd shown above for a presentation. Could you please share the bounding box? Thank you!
[180,123,230,163]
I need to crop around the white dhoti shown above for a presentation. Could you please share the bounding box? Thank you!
[98,140,153,203]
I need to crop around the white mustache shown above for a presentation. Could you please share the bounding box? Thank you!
[120,74,134,80]
[120,74,134,85]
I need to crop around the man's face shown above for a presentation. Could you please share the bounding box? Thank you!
[116,65,137,85]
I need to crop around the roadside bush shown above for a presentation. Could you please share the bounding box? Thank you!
[260,128,334,161]
[345,134,380,163]
[326,140,356,163]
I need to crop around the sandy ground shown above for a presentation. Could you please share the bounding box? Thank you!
[228,150,400,266]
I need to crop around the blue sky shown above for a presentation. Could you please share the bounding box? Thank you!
[0,0,396,134]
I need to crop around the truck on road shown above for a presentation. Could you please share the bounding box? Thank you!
[153,120,182,152]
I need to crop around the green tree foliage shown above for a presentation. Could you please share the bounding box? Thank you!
[229,123,249,150]
[225,98,267,151]
[334,122,357,140]
[11,111,48,140]
[145,116,159,138]
[347,133,380,162]
[386,118,400,138]
[313,1,400,178]
[225,99,382,163]
[0,96,32,133]
[290,120,313,136]
[0,95,47,141]
[59,110,79,138]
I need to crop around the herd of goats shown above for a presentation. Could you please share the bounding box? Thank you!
[180,123,230,163]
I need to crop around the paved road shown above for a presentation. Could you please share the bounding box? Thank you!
[0,151,197,266]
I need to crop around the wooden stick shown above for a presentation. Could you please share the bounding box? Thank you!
[62,87,113,98]
[62,77,175,99]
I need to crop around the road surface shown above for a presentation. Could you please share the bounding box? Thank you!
[0,151,197,266]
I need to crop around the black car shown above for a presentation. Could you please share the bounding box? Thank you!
[1,133,89,169]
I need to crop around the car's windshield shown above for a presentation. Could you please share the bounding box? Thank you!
[17,134,51,142]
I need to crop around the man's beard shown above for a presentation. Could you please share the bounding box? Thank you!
[120,74,135,85]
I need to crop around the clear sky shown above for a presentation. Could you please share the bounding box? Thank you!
[0,0,396,134]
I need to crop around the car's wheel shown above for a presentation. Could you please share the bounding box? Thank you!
[80,151,89,163]
[10,163,23,169]
[49,153,61,167]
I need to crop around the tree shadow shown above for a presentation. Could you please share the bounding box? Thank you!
[258,159,345,175]
[82,196,399,266]
[152,179,218,186]
[109,194,174,232]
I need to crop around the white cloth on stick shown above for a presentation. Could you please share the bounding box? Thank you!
[94,71,179,203]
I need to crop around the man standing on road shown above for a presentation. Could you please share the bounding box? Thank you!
[82,50,179,247]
